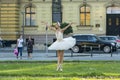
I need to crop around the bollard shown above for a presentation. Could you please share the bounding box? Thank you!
[71,50,73,57]
[84,45,86,52]
[111,46,112,57]
[90,46,93,57]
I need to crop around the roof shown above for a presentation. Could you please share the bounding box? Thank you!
[99,36,118,37]
[73,34,95,36]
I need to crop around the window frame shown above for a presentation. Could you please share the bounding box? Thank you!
[80,5,91,26]
[52,0,62,23]
[25,4,36,27]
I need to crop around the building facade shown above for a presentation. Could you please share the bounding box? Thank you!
[0,0,120,44]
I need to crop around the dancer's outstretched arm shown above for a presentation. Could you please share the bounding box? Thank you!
[41,21,56,31]
[46,24,56,31]
[61,23,73,32]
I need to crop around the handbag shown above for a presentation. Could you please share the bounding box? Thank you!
[14,48,18,56]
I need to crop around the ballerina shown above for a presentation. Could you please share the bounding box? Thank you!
[42,21,76,71]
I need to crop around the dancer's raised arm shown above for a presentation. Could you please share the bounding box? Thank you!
[46,24,56,31]
[61,23,73,32]
[41,21,56,31]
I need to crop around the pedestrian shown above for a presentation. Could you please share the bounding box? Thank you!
[0,37,3,47]
[27,36,34,59]
[16,35,23,59]
[42,21,76,71]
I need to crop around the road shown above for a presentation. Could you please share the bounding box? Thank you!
[0,47,120,61]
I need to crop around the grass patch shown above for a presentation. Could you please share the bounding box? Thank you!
[0,61,120,78]
[1,77,120,80]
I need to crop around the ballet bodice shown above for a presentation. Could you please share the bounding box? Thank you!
[55,31,63,41]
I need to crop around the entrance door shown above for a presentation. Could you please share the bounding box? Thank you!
[106,14,120,35]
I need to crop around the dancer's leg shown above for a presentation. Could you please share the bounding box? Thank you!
[56,50,61,71]
[59,50,64,71]
[60,50,64,64]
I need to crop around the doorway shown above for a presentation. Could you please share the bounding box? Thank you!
[106,14,120,35]
[106,6,120,35]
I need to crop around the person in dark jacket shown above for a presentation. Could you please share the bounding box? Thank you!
[27,36,34,59]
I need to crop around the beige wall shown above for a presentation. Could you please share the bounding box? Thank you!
[20,0,53,35]
[62,0,108,35]
[20,0,120,36]
[0,0,119,42]
[0,0,20,40]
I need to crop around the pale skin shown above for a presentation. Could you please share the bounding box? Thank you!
[42,21,73,71]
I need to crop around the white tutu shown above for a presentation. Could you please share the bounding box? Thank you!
[48,37,76,50]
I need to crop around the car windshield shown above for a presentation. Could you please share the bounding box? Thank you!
[99,36,120,40]
[88,36,97,41]
[95,36,102,41]
[72,35,88,41]
[117,36,120,39]
[99,37,108,40]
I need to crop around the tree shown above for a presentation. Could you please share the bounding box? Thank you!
[60,22,73,35]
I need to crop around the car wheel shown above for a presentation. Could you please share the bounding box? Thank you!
[71,45,80,53]
[103,46,111,53]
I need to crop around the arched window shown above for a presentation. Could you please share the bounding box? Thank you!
[80,5,90,26]
[107,6,120,14]
[25,4,36,26]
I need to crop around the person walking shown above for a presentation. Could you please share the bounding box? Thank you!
[0,37,3,47]
[42,21,76,71]
[27,36,34,59]
[16,35,23,59]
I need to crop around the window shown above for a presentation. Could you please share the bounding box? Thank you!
[79,36,88,41]
[108,37,116,40]
[107,6,120,14]
[72,35,81,40]
[55,0,58,2]
[80,5,90,26]
[25,4,36,26]
[88,36,97,41]
[52,0,62,23]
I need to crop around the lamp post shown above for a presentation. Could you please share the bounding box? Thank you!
[21,12,25,49]
[45,25,48,56]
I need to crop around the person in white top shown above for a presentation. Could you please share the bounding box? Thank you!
[42,21,76,71]
[17,35,23,59]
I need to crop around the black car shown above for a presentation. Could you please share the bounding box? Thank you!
[71,34,117,53]
[99,36,120,48]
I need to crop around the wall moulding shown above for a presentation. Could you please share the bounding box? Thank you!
[0,0,19,3]
[76,25,93,30]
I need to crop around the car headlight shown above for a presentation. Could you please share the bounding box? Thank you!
[111,43,115,46]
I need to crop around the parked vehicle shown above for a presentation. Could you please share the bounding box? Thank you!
[71,34,117,53]
[99,36,120,48]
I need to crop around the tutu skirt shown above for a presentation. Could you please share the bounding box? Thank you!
[48,37,76,50]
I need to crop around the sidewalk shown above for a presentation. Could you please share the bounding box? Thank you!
[0,47,120,61]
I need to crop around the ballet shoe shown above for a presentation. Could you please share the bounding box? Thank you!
[59,64,63,71]
[60,68,63,71]
[56,64,63,71]
[56,65,60,71]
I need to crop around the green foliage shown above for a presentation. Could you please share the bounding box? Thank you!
[60,22,73,35]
